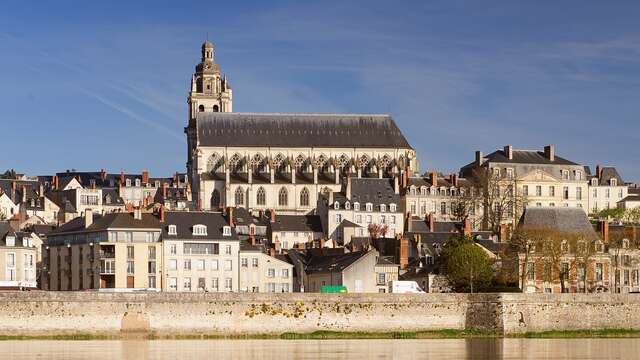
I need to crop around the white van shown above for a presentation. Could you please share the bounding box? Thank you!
[388,281,425,294]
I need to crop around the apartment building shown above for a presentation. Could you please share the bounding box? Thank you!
[161,211,239,292]
[0,222,37,289]
[239,240,293,292]
[587,165,628,213]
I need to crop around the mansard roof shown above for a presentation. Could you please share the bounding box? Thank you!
[196,113,412,149]
[517,207,598,240]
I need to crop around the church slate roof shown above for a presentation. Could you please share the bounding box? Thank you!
[196,113,412,149]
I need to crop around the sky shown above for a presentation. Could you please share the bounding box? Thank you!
[1,1,639,181]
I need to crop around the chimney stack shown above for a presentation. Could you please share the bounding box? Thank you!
[270,209,276,223]
[600,220,609,244]
[402,166,411,191]
[503,145,513,160]
[11,181,16,203]
[544,145,555,162]
[452,173,459,188]
[431,171,438,187]
[407,212,413,232]
[463,217,472,237]
[394,176,399,195]
[475,151,484,166]
[85,208,93,228]
[100,169,107,182]
[163,182,168,199]
[427,213,435,232]
[134,208,142,220]
[159,205,165,223]
[21,185,27,203]
[53,175,59,190]
[346,176,352,200]
[142,170,149,184]
[227,206,234,227]
[399,236,409,270]
[596,164,603,179]
[120,170,125,185]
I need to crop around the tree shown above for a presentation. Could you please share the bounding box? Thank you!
[0,169,17,179]
[440,236,494,292]
[597,208,625,221]
[367,223,388,239]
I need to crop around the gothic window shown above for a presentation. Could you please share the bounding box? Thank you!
[229,153,242,174]
[379,155,392,173]
[315,154,328,174]
[213,105,219,112]
[338,154,350,172]
[278,187,288,207]
[211,190,221,209]
[250,154,266,174]
[272,153,286,172]
[294,154,306,171]
[207,153,222,173]
[235,187,244,206]
[357,155,370,171]
[256,187,266,206]
[300,187,310,207]
[198,105,205,112]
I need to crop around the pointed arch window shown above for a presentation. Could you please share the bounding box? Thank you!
[211,189,221,209]
[235,187,244,206]
[229,153,242,174]
[294,154,306,172]
[278,187,288,207]
[207,153,222,173]
[315,154,328,174]
[300,187,310,207]
[256,187,266,206]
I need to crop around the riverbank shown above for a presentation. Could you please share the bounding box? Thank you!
[2,292,640,337]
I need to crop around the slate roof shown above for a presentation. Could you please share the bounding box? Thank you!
[162,211,238,240]
[196,113,412,149]
[592,167,624,185]
[517,207,598,239]
[231,207,268,227]
[460,149,579,173]
[0,222,34,248]
[410,218,460,233]
[270,215,323,233]
[304,250,370,273]
[350,178,401,207]
[51,212,161,235]
[102,188,125,205]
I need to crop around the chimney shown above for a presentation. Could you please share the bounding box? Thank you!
[85,208,93,228]
[100,169,107,181]
[463,217,472,237]
[53,175,59,190]
[134,208,142,220]
[174,172,179,187]
[600,220,609,244]
[475,151,484,166]
[120,170,125,185]
[11,181,16,203]
[399,236,409,270]
[269,248,276,257]
[544,145,555,162]
[227,207,234,227]
[270,209,276,223]
[159,205,165,223]
[503,145,513,160]
[346,176,352,199]
[163,182,168,199]
[21,185,27,203]
[427,213,435,232]
[431,171,438,187]
[407,212,413,232]
[142,170,149,184]
[38,183,44,197]
[596,164,603,179]
[394,176,399,195]
[452,173,459,188]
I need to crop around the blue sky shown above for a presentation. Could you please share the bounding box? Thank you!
[1,1,639,181]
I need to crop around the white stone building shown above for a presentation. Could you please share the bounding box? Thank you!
[587,165,628,213]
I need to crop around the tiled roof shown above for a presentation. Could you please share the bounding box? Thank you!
[517,207,598,239]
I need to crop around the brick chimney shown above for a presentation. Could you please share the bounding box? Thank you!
[269,248,276,257]
[503,145,513,160]
[399,236,409,270]
[544,145,555,162]
[600,220,609,244]
[394,176,399,195]
[402,166,412,190]
[120,170,125,185]
[270,209,276,223]
[427,213,435,232]
[596,164,603,179]
[100,169,107,182]
[451,173,459,188]
[475,151,484,166]
[463,217,472,237]
[53,175,59,190]
[11,181,16,203]
[142,170,149,184]
[227,207,234,227]
[162,182,168,199]
[21,185,27,203]
[159,205,165,223]
[85,208,93,228]
[431,171,438,187]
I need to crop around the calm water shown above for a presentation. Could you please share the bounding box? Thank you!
[2,339,639,359]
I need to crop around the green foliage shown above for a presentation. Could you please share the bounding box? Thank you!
[0,169,17,179]
[440,236,494,292]
[596,208,626,220]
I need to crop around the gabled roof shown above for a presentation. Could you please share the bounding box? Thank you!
[517,207,598,240]
[270,215,323,233]
[162,211,237,240]
[196,113,412,149]
[305,250,370,273]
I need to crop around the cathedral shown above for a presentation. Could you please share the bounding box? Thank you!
[185,41,417,214]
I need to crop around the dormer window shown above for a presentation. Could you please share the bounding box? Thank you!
[591,178,598,186]
[334,201,340,210]
[193,224,207,236]
[562,170,569,180]
[380,204,386,212]
[611,179,618,186]
[155,180,160,188]
[135,179,141,187]
[344,201,351,210]
[168,225,177,235]
[6,236,15,247]
[575,171,582,181]
[22,237,28,247]
[125,179,131,187]
[390,204,397,212]
[353,202,360,211]
[365,203,373,212]
[223,226,232,237]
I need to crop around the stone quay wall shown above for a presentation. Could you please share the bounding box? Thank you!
[0,292,639,336]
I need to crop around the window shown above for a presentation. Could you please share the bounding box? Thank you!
[380,215,386,224]
[410,203,416,215]
[123,232,133,242]
[334,201,340,210]
[127,246,134,259]
[300,188,310,207]
[549,186,555,197]
[282,269,289,278]
[611,179,618,186]
[241,258,248,267]
[282,283,290,292]
[5,253,15,281]
[135,179,141,187]
[148,276,156,289]
[127,260,134,275]
[596,263,603,281]
[225,245,232,255]
[223,226,231,237]
[619,189,624,198]
[390,204,397,212]
[192,224,207,236]
[356,215,362,223]
[256,187,266,206]
[506,168,514,178]
[198,105,205,112]
[390,215,396,225]
[366,215,372,224]
[563,187,569,200]
[344,201,351,210]
[225,278,232,290]
[278,188,288,206]
[354,202,360,211]
[145,232,156,243]
[576,187,582,200]
[211,278,219,291]
[252,258,259,267]
[224,260,232,271]
[211,260,219,271]
[523,185,529,197]
[536,186,542,197]
[196,259,205,271]
[168,225,177,235]
[126,179,132,187]
[606,189,610,198]
[235,187,244,206]
[575,170,582,180]
[183,278,192,291]
[377,272,386,285]
[335,214,342,224]
[366,203,373,212]
[267,268,275,278]
[169,277,177,291]
[380,204,386,212]
[440,202,447,215]
[169,259,177,270]
[562,170,569,180]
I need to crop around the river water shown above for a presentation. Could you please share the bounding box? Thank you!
[2,339,638,359]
